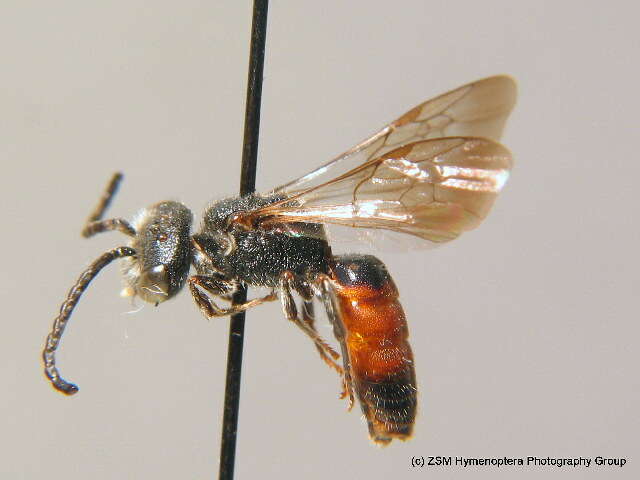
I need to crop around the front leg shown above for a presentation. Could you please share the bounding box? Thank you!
[189,275,276,318]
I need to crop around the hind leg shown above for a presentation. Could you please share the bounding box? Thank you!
[278,272,342,373]
[299,299,344,375]
[315,274,355,410]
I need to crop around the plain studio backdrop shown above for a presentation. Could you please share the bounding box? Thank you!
[1,1,637,479]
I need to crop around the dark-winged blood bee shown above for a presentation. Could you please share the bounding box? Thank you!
[43,76,516,445]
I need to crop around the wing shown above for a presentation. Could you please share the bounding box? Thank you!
[243,137,512,243]
[273,75,516,195]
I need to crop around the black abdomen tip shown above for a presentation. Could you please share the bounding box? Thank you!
[362,377,417,424]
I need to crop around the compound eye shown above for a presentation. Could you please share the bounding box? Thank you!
[137,265,170,304]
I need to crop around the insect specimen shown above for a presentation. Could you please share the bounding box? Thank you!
[43,75,516,445]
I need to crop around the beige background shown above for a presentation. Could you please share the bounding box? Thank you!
[1,1,638,479]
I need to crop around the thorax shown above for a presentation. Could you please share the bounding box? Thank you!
[194,193,332,287]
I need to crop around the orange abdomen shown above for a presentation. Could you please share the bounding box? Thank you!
[330,255,417,445]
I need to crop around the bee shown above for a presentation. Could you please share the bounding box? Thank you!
[43,75,516,445]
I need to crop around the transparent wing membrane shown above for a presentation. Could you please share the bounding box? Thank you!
[274,75,516,195]
[254,137,512,243]
[239,76,516,247]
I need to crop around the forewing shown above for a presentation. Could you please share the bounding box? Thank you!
[255,137,512,243]
[274,75,516,194]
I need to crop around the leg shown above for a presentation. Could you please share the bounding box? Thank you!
[81,172,135,238]
[189,275,277,318]
[316,274,355,410]
[300,299,315,329]
[300,299,344,375]
[191,273,238,299]
[279,272,342,371]
[42,246,137,395]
